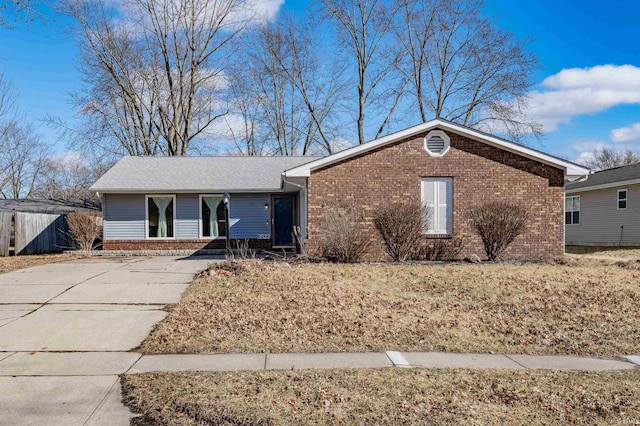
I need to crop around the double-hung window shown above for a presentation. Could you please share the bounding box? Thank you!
[565,195,580,225]
[617,189,627,210]
[200,195,227,238]
[421,178,453,234]
[146,195,175,238]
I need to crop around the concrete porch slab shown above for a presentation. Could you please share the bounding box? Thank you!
[129,354,266,373]
[402,352,525,369]
[0,352,141,376]
[266,352,392,370]
[507,355,637,371]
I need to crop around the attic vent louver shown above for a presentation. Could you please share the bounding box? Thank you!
[424,130,450,157]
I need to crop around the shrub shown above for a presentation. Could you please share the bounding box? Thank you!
[470,202,529,261]
[419,237,465,261]
[319,204,370,263]
[67,211,102,251]
[374,202,428,262]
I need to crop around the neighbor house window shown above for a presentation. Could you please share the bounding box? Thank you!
[146,195,175,238]
[617,189,627,210]
[565,195,580,225]
[200,195,227,238]
[421,178,453,234]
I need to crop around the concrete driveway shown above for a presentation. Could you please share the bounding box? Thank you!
[0,255,216,425]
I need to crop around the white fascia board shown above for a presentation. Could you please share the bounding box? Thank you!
[565,178,640,194]
[283,118,591,178]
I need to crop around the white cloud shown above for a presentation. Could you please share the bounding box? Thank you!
[526,65,640,132]
[610,122,640,143]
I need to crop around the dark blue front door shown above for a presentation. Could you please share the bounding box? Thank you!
[273,195,295,247]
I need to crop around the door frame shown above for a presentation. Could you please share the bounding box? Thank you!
[271,194,297,249]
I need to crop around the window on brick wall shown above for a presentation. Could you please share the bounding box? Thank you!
[617,189,627,210]
[565,195,580,225]
[421,178,453,234]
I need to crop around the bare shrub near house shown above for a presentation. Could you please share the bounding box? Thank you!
[67,211,101,251]
[319,204,370,263]
[470,202,529,261]
[374,202,428,262]
[419,237,465,261]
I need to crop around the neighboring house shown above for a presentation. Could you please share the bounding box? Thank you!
[91,119,589,259]
[565,162,640,246]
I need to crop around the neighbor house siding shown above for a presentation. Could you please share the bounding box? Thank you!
[306,129,565,260]
[103,193,146,240]
[566,183,640,246]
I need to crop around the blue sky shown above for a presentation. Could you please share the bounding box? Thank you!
[1,0,639,164]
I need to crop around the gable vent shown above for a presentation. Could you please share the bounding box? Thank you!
[426,135,445,153]
[424,130,450,157]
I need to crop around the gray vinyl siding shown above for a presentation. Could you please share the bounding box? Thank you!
[566,183,640,246]
[103,194,145,240]
[175,194,199,239]
[229,193,271,239]
[103,192,276,241]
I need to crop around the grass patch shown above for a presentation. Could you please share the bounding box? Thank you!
[140,261,640,356]
[0,253,78,274]
[566,245,640,259]
[122,369,640,425]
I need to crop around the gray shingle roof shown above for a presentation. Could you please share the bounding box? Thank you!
[90,156,322,192]
[566,162,640,190]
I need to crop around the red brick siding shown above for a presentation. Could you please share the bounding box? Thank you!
[104,239,273,251]
[306,130,565,260]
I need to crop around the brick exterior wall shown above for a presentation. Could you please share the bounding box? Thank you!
[306,129,565,260]
[104,238,273,251]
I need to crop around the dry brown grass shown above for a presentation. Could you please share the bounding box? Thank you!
[140,260,640,356]
[566,245,640,259]
[0,253,78,274]
[122,369,640,425]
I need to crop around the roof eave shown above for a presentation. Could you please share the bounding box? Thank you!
[283,119,591,178]
[566,178,640,194]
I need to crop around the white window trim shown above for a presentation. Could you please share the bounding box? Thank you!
[617,189,628,210]
[421,177,453,234]
[145,194,177,239]
[198,194,229,239]
[423,130,451,157]
[565,195,580,225]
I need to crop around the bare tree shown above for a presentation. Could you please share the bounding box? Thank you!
[0,121,49,199]
[394,0,541,142]
[228,14,345,155]
[1,0,41,28]
[586,147,640,171]
[320,0,403,145]
[59,0,250,156]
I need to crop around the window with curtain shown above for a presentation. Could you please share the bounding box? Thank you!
[201,196,227,238]
[421,178,453,234]
[147,196,174,238]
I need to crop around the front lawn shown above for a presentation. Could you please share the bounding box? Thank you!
[566,245,640,259]
[123,369,640,425]
[0,253,78,274]
[140,260,640,356]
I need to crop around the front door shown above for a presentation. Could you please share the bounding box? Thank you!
[272,195,296,248]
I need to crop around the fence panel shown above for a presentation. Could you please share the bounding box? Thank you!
[0,212,12,257]
[15,213,70,255]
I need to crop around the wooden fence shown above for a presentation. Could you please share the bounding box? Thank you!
[0,212,72,256]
